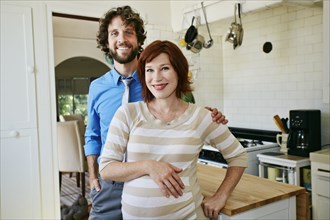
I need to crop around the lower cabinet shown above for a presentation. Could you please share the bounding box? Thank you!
[219,197,296,220]
[311,161,330,220]
[0,129,41,219]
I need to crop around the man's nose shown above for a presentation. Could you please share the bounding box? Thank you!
[117,32,126,44]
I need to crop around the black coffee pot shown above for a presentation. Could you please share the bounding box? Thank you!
[287,110,321,157]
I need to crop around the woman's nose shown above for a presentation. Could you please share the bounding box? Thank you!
[154,72,163,81]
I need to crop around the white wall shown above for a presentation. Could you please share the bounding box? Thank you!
[216,4,329,145]
[53,17,107,67]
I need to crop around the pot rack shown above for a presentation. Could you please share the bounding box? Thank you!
[183,1,214,53]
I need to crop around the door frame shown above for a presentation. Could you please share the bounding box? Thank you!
[45,2,112,218]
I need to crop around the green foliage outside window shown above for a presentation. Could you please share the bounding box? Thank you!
[58,94,88,124]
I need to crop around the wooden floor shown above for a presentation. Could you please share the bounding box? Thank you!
[60,173,91,219]
[60,172,91,206]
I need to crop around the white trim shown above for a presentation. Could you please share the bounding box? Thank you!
[323,0,330,103]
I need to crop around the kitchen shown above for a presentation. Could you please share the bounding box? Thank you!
[1,0,329,219]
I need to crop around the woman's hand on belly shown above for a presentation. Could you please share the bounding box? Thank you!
[145,160,185,198]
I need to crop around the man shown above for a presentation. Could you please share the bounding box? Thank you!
[84,6,228,220]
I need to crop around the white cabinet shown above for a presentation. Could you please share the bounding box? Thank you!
[1,4,37,130]
[219,197,296,220]
[0,4,41,219]
[257,154,310,186]
[310,149,330,220]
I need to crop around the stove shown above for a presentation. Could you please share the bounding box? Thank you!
[198,127,280,176]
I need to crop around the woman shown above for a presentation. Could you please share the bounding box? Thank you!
[100,40,247,219]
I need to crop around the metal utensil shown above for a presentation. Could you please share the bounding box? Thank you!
[201,2,213,48]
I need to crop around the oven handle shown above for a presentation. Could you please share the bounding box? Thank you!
[198,160,228,169]
[198,160,207,165]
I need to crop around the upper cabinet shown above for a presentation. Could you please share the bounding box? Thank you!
[1,4,37,130]
[0,4,41,219]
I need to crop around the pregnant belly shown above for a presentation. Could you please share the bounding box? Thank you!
[121,176,197,219]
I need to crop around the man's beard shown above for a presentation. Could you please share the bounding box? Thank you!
[109,46,139,64]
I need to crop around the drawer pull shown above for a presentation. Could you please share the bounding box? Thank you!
[317,169,330,178]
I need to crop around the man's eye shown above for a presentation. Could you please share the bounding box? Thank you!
[110,32,118,37]
[126,31,134,35]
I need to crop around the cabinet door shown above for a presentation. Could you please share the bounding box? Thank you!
[0,4,41,219]
[0,129,41,219]
[0,4,37,130]
[315,196,330,219]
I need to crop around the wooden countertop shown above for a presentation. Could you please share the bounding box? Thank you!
[197,164,307,217]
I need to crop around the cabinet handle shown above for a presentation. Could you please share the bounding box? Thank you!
[9,131,20,137]
[27,65,35,74]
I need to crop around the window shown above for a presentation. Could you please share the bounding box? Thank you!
[57,77,90,124]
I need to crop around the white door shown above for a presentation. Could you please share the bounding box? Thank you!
[0,4,41,219]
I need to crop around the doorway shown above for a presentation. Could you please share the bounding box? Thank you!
[53,13,110,212]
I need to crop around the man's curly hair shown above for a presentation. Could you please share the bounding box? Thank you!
[97,6,147,59]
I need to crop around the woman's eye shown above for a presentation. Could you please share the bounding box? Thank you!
[146,69,153,73]
[162,66,170,71]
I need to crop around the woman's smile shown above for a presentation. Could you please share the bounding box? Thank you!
[152,83,168,90]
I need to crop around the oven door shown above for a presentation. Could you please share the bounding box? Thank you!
[198,158,228,168]
[198,146,228,168]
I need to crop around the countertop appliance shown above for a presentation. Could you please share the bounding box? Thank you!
[198,127,280,176]
[287,109,321,157]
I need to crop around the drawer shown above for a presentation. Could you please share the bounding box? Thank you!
[313,170,330,198]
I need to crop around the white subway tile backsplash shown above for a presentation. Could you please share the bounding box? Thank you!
[297,8,314,19]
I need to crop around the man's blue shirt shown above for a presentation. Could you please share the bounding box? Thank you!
[84,68,142,161]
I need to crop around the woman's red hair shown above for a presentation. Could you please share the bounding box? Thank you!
[137,40,192,102]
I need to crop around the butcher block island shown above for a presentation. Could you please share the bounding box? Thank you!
[197,164,309,220]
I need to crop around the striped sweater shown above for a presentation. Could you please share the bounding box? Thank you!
[100,101,247,219]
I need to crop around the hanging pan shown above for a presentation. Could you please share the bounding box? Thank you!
[184,17,198,44]
[225,3,244,49]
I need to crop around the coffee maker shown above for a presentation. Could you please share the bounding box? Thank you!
[287,109,321,157]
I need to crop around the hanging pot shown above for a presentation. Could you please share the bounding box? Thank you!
[225,3,244,49]
[185,16,205,54]
[186,34,205,53]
